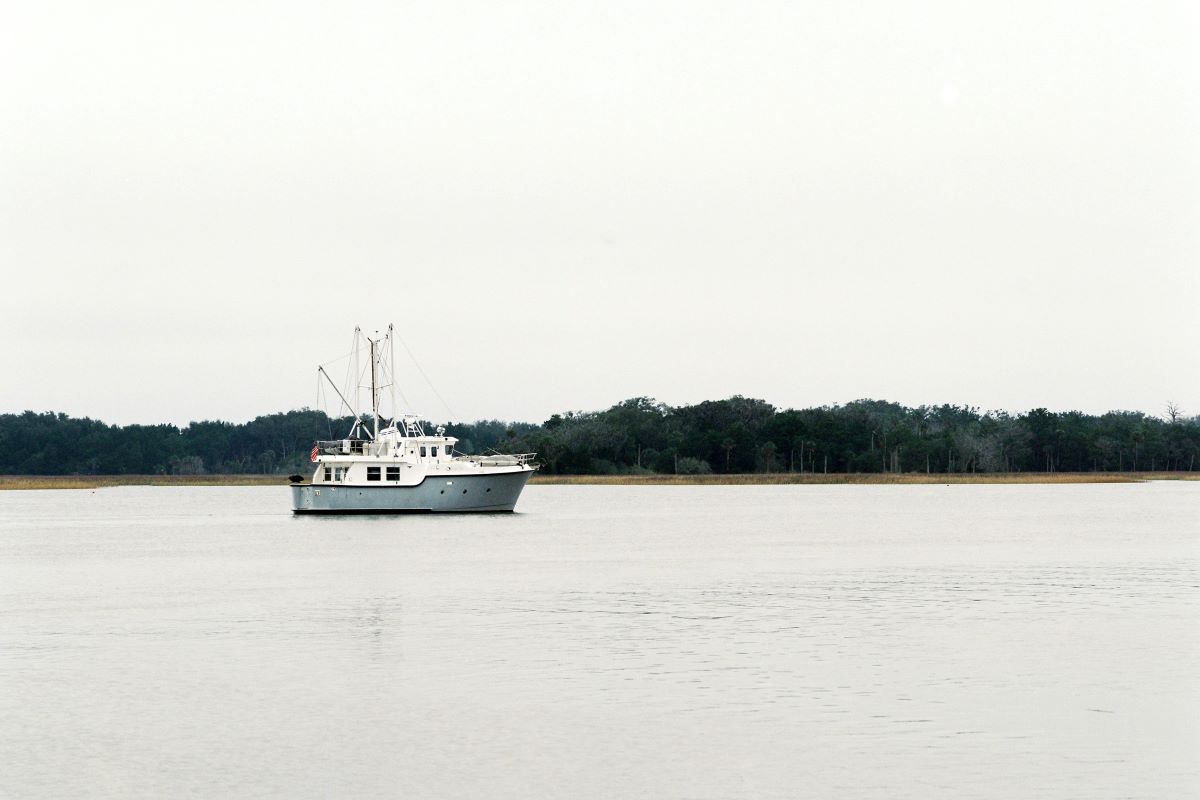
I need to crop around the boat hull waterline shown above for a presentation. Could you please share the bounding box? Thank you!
[291,468,534,514]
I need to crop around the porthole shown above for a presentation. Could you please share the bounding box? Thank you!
[439,490,445,494]
[486,488,492,493]
[462,489,467,494]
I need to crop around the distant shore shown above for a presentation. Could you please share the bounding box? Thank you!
[1,472,1197,491]
[530,472,1199,485]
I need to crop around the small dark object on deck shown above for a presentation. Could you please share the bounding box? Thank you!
[288,475,304,484]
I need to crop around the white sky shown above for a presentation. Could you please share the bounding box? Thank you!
[2,1,1197,426]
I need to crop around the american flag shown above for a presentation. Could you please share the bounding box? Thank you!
[310,445,319,462]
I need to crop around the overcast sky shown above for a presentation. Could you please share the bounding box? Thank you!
[2,1,1197,427]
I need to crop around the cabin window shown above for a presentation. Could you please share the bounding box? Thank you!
[367,466,381,481]
[386,466,400,481]
[431,446,438,458]
[334,467,346,481]
[420,446,427,457]
[323,467,332,481]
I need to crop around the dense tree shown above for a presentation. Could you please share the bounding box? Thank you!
[0,401,1197,476]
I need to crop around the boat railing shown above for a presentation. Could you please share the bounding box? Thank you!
[455,452,537,467]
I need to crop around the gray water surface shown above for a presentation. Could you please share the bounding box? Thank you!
[1,482,1197,798]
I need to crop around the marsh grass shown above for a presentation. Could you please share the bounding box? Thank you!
[3,472,1195,490]
[0,475,285,490]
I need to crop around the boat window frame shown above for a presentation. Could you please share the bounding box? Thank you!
[386,466,400,481]
[367,466,381,481]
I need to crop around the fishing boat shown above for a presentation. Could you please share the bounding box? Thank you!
[290,326,536,513]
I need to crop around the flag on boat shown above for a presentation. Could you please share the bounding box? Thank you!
[310,445,319,462]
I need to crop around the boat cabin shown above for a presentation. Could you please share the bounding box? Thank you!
[311,415,463,485]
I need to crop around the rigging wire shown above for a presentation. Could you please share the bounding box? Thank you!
[343,328,359,423]
[317,348,354,370]
[393,331,459,422]
[315,372,335,439]
[379,335,412,418]
[314,348,356,433]
[310,326,455,432]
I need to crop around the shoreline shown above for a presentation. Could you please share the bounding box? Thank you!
[530,472,1199,485]
[1,472,1197,490]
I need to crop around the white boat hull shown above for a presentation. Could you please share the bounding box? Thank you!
[290,467,534,514]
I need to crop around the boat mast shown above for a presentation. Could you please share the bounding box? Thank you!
[353,326,362,437]
[370,335,379,440]
[388,324,397,432]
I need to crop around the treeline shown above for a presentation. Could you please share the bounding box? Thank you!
[1,398,1197,476]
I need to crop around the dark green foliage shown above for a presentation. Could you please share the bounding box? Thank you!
[0,409,349,476]
[1,400,1197,476]
[460,397,1197,476]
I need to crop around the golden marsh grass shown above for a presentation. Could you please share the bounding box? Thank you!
[0,475,284,491]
